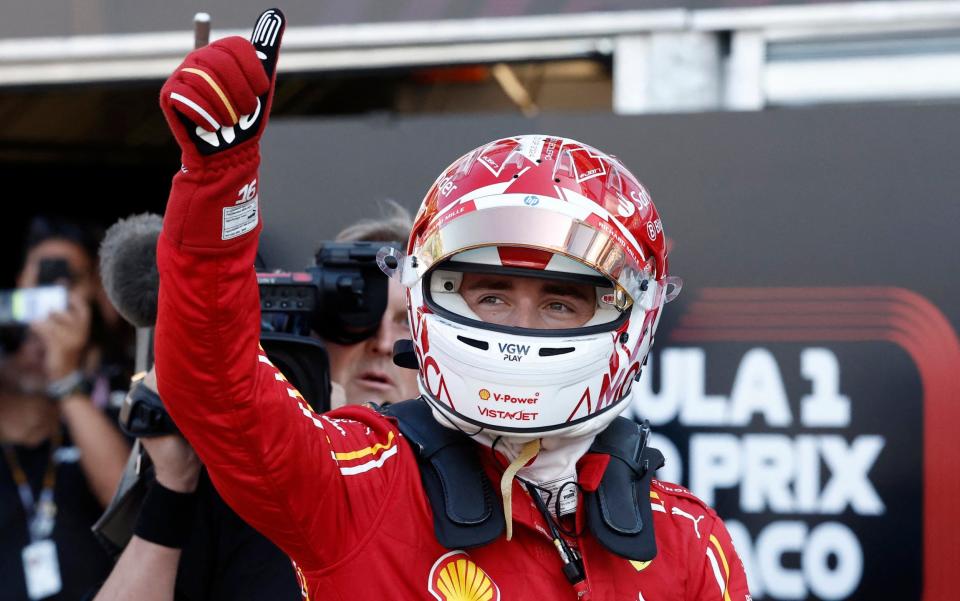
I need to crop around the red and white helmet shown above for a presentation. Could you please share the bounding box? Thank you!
[379,135,680,438]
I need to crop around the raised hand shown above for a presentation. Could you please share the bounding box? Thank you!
[159,8,285,159]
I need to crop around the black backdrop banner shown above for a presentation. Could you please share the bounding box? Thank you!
[260,103,960,600]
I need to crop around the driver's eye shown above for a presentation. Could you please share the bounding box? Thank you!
[546,302,572,313]
[478,295,504,305]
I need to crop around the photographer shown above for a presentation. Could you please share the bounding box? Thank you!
[0,217,129,600]
[93,214,299,601]
[94,203,416,600]
[94,369,300,601]
[325,201,419,409]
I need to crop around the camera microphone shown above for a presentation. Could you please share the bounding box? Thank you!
[100,213,162,385]
[99,213,176,439]
[99,213,163,330]
[98,213,333,417]
[93,213,170,555]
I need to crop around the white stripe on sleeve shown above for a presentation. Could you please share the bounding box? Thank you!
[706,546,726,599]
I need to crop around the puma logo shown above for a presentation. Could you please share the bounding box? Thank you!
[671,507,705,539]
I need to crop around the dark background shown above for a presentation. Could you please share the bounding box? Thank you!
[642,341,923,599]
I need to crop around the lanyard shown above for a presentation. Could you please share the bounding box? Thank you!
[2,429,60,542]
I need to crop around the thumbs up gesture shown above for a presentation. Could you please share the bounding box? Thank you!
[160,8,285,161]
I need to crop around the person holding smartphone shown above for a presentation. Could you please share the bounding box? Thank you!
[0,217,130,601]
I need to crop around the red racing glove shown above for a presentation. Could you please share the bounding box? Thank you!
[159,8,285,251]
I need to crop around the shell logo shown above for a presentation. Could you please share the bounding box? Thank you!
[428,551,501,601]
[478,389,491,401]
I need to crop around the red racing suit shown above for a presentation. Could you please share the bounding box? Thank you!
[154,29,750,601]
[154,155,750,601]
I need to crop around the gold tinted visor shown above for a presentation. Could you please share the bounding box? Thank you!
[392,205,654,309]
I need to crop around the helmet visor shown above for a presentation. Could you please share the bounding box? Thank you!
[424,257,629,335]
[382,201,656,310]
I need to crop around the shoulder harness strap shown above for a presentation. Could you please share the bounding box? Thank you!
[584,417,664,561]
[379,400,663,560]
[379,399,504,549]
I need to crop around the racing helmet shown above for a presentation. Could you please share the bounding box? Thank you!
[379,135,681,438]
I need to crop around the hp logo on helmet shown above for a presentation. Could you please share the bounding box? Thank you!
[523,195,540,206]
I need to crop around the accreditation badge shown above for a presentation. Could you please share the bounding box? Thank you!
[22,539,62,600]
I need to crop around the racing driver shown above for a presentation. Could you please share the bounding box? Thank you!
[154,9,750,601]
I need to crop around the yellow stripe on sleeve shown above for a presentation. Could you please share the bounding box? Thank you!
[708,533,732,601]
[333,431,396,461]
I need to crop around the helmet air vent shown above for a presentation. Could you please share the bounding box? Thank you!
[457,335,489,351]
[539,347,575,357]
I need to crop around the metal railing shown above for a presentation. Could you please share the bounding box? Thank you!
[1,1,959,112]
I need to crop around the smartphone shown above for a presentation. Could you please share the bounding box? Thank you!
[0,286,68,326]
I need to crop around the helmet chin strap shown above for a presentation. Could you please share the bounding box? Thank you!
[500,438,541,541]
[425,389,639,540]
[428,401,604,540]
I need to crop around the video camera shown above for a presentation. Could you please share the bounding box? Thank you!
[257,241,398,414]
[258,241,395,345]
[100,239,398,555]
[119,240,397,438]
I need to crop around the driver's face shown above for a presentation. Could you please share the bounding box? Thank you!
[459,272,596,330]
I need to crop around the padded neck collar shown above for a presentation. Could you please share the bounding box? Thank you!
[380,399,662,560]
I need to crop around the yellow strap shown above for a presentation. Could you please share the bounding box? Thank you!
[181,67,238,124]
[499,439,541,541]
[2,427,61,493]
